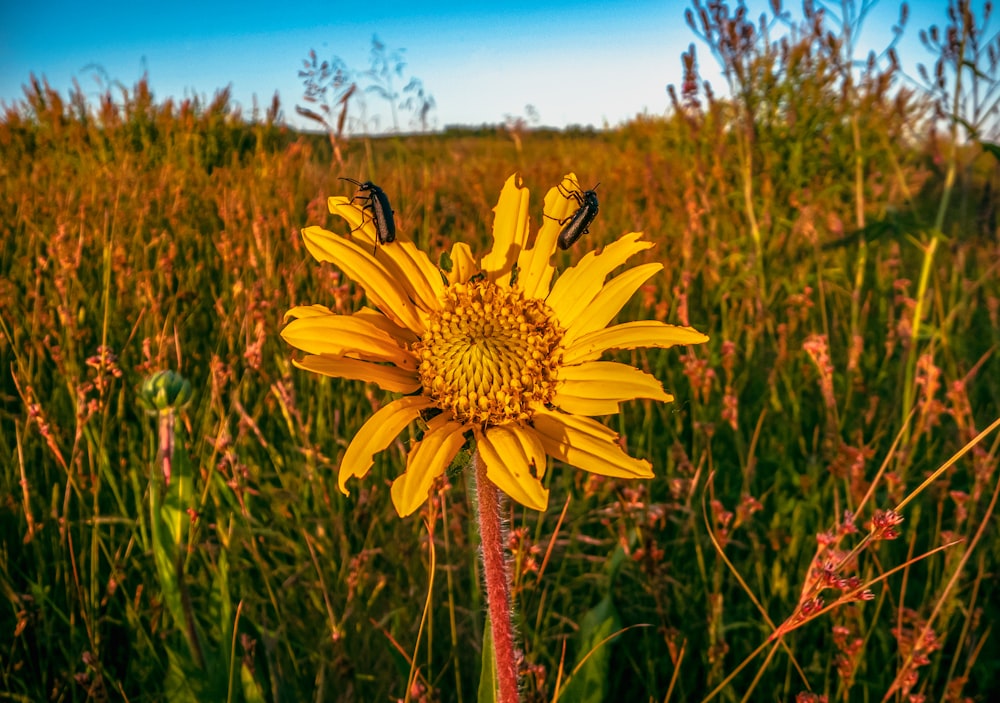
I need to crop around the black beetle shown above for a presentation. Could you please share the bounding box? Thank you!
[555,181,600,250]
[340,177,396,248]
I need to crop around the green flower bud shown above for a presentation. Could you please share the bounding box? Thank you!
[138,370,193,414]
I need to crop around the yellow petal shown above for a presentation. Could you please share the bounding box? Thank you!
[517,173,580,299]
[562,263,663,346]
[328,196,377,248]
[301,225,425,334]
[338,396,433,494]
[481,173,529,285]
[380,240,446,312]
[286,305,418,345]
[448,242,478,284]
[547,397,620,416]
[546,232,654,324]
[329,195,444,302]
[281,315,418,371]
[351,307,420,345]
[391,418,468,517]
[327,197,443,319]
[553,361,673,415]
[475,425,549,511]
[284,304,335,322]
[293,355,420,394]
[562,321,710,364]
[547,174,586,231]
[531,406,654,479]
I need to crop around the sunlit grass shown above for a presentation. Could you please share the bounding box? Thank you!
[1,13,998,697]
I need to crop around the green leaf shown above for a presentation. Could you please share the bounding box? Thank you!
[981,140,1000,161]
[161,420,195,549]
[605,543,628,583]
[240,662,268,703]
[149,473,185,628]
[557,595,621,703]
[164,646,203,703]
[211,548,233,659]
[478,616,498,703]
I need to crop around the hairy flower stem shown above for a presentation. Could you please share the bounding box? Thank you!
[157,409,175,485]
[474,451,519,703]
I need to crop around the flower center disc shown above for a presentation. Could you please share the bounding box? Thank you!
[415,280,563,426]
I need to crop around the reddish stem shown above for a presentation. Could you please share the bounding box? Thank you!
[157,409,175,485]
[474,451,519,703]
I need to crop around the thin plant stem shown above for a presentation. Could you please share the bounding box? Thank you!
[473,451,519,703]
[902,14,967,434]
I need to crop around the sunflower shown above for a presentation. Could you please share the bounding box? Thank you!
[282,173,708,517]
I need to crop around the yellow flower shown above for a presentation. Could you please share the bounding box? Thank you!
[282,174,709,517]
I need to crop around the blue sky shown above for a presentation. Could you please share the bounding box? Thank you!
[0,0,973,131]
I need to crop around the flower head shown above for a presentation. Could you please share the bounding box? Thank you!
[282,174,708,516]
[138,369,192,416]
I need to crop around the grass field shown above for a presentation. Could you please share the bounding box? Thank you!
[2,4,999,701]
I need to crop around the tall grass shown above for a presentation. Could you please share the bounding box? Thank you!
[1,4,998,700]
